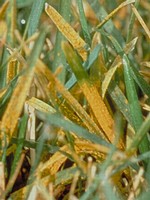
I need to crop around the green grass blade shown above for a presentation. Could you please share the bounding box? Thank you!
[55,167,78,186]
[27,0,45,37]
[127,113,150,153]
[77,0,91,45]
[10,114,28,178]
[102,181,120,200]
[1,133,7,163]
[102,37,138,99]
[80,178,98,200]
[108,82,132,126]
[62,42,115,143]
[65,44,101,89]
[126,0,140,42]
[29,135,45,179]
[88,0,125,45]
[16,0,34,8]
[83,44,102,69]
[0,78,17,117]
[131,66,150,99]
[96,0,135,30]
[38,112,110,148]
[64,41,132,128]
[0,27,48,139]
[122,55,143,130]
[137,189,150,200]
[27,27,48,68]
[52,0,71,83]
[0,0,16,88]
[11,137,59,154]
[107,34,149,154]
[105,0,117,10]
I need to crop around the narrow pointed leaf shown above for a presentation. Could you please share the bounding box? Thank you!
[45,3,88,61]
[0,29,47,139]
[62,42,117,146]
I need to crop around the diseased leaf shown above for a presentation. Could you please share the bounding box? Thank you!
[62,42,126,149]
[52,0,71,83]
[0,0,9,19]
[0,29,46,140]
[45,3,88,61]
[96,0,135,29]
[10,114,28,178]
[131,4,150,39]
[38,111,110,148]
[102,37,138,98]
[26,97,56,114]
[107,34,149,154]
[102,63,120,99]
[0,0,16,88]
[14,32,102,136]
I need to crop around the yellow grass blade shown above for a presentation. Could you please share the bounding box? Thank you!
[0,88,7,99]
[0,0,9,19]
[0,162,5,199]
[14,31,102,136]
[6,57,17,84]
[35,64,102,135]
[26,97,56,114]
[15,31,103,136]
[96,0,135,29]
[102,63,120,99]
[81,82,114,140]
[45,3,88,61]
[62,42,115,143]
[37,140,109,176]
[10,140,109,199]
[1,67,35,138]
[102,37,138,98]
[131,4,150,40]
[0,30,46,140]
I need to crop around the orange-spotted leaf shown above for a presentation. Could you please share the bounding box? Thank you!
[45,3,88,61]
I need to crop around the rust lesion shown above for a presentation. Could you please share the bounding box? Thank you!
[45,3,88,61]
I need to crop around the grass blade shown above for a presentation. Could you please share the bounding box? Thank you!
[102,62,120,99]
[9,114,28,189]
[65,44,102,89]
[16,0,34,9]
[0,162,5,197]
[122,55,143,130]
[13,32,102,136]
[107,34,149,154]
[108,82,132,126]
[0,28,47,140]
[38,112,110,148]
[27,0,45,37]
[62,42,121,147]
[126,0,140,42]
[131,65,150,99]
[127,113,150,153]
[52,0,71,83]
[88,0,125,45]
[102,37,138,98]
[0,0,16,88]
[26,97,56,114]
[77,0,91,45]
[131,4,150,39]
[45,3,88,61]
[96,0,135,29]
